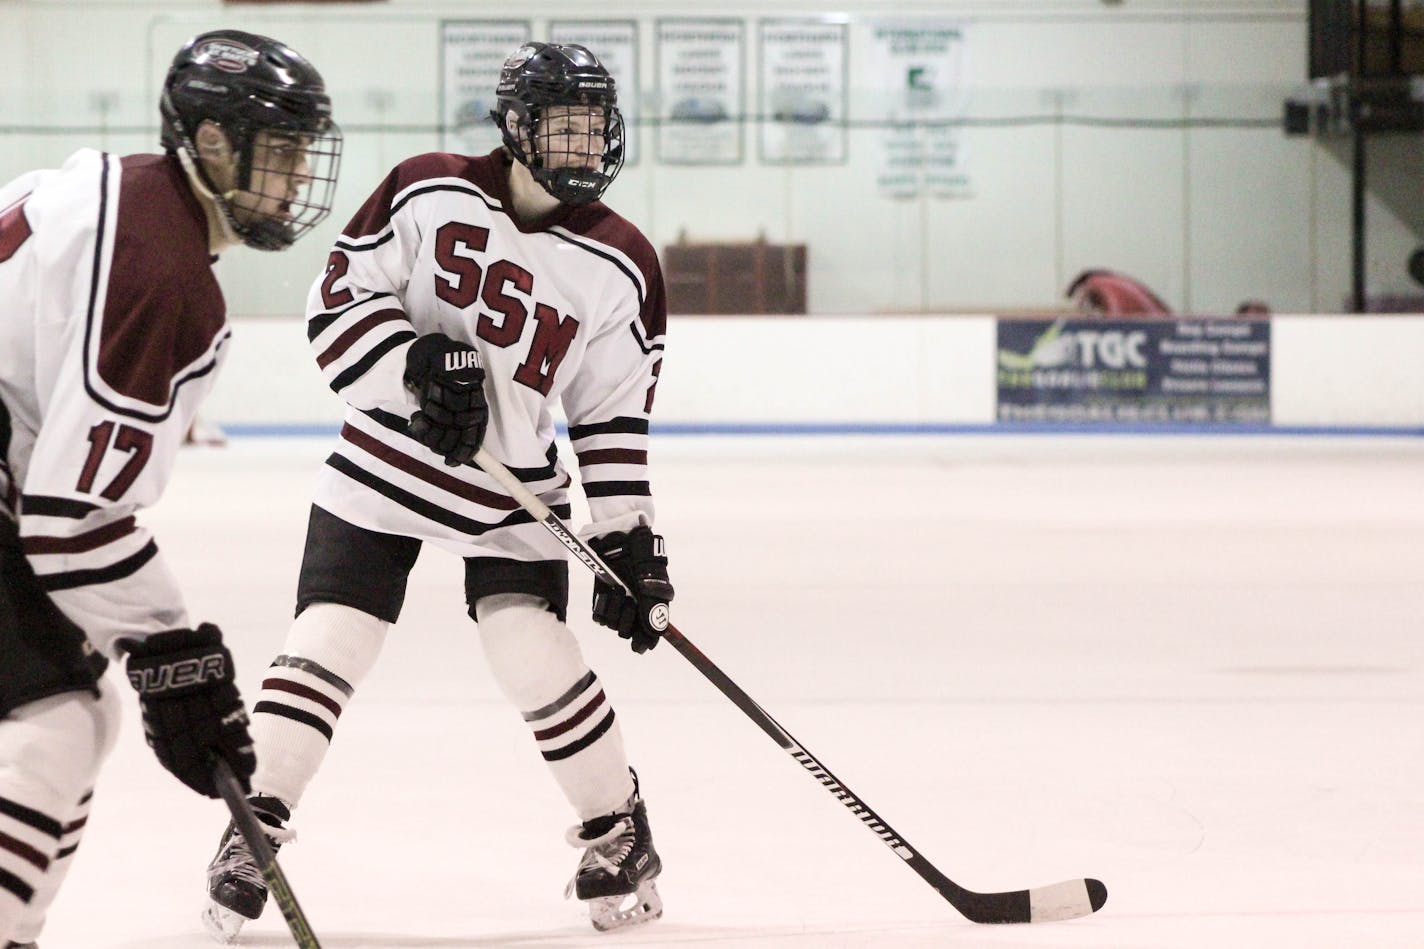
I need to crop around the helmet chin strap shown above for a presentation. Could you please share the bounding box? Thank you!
[507,154,563,221]
[174,147,242,252]
[176,141,297,252]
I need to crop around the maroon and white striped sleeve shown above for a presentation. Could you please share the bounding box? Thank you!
[305,158,451,415]
[562,222,668,541]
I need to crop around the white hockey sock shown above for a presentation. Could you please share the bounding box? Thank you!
[250,603,388,808]
[476,594,636,820]
[9,788,94,944]
[0,684,120,945]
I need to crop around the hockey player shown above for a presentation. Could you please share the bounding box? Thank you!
[0,30,341,949]
[201,41,671,940]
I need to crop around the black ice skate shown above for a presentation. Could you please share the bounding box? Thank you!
[564,771,663,932]
[201,796,293,944]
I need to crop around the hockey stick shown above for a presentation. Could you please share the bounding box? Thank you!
[212,759,323,948]
[473,447,1107,924]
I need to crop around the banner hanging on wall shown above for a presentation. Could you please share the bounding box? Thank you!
[440,20,531,155]
[656,19,745,165]
[758,19,848,164]
[550,20,641,166]
[996,318,1271,424]
[867,20,971,198]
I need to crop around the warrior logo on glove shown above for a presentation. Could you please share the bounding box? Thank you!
[445,349,480,372]
[403,333,490,467]
[589,525,674,653]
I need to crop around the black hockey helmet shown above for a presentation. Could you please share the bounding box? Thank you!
[490,42,625,206]
[160,29,342,250]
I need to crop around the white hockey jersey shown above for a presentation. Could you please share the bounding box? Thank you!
[0,149,229,657]
[307,149,666,559]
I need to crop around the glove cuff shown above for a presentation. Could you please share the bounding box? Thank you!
[591,525,666,563]
[120,622,223,658]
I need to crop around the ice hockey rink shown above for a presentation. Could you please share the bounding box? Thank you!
[38,433,1424,948]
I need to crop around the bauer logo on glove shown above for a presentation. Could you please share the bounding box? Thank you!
[127,652,227,693]
[120,624,257,798]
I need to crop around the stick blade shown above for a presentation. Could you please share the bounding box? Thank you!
[951,877,1107,924]
[1028,877,1107,923]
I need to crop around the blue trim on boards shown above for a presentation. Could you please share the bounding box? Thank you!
[221,421,1424,439]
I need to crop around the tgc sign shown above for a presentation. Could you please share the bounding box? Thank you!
[1066,330,1148,369]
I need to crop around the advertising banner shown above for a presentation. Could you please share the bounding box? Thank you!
[997,318,1271,424]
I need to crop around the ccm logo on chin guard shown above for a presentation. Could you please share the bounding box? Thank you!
[129,654,226,693]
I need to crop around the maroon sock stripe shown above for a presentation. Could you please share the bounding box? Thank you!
[0,866,33,904]
[541,709,616,762]
[262,677,344,719]
[56,788,93,862]
[253,700,334,741]
[522,670,597,722]
[0,797,61,839]
[0,830,48,872]
[533,690,606,741]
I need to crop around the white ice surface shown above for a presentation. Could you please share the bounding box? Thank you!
[38,434,1424,948]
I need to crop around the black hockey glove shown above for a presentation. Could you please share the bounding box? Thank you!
[121,624,255,799]
[589,526,674,654]
[403,333,489,467]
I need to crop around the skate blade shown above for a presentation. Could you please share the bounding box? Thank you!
[588,879,663,932]
[201,899,248,944]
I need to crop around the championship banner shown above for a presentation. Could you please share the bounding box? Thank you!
[996,318,1271,424]
[655,19,745,165]
[441,20,531,154]
[758,19,848,164]
[550,20,641,165]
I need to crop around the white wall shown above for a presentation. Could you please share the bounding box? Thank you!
[205,315,1424,431]
[1272,316,1424,426]
[2,0,1416,317]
